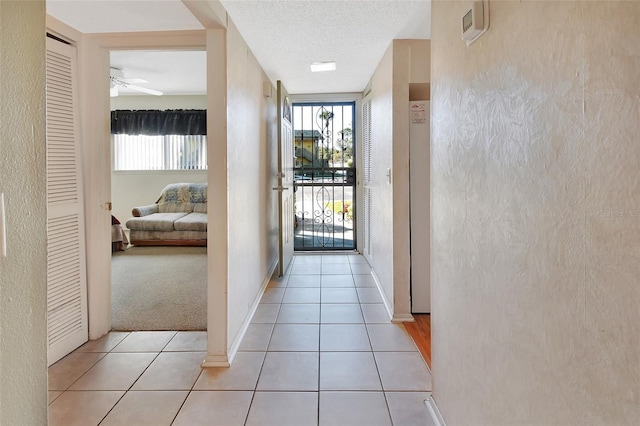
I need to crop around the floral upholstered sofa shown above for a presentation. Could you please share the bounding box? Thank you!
[125,182,207,246]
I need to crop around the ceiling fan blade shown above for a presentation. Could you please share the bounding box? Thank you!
[110,74,162,96]
[125,84,163,96]
[121,77,148,84]
[109,67,150,86]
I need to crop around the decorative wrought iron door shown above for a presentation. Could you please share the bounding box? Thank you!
[293,102,356,250]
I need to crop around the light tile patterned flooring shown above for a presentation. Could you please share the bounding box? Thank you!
[48,254,433,426]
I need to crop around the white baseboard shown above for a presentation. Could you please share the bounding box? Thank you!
[424,394,446,426]
[370,269,393,322]
[392,313,415,322]
[225,257,278,365]
[369,263,414,323]
[201,354,230,368]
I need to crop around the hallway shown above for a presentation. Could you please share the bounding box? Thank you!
[48,254,433,425]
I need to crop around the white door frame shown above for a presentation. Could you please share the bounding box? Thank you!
[77,31,210,341]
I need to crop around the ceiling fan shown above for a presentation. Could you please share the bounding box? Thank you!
[109,67,163,97]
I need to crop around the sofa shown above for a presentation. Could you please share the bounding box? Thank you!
[125,182,207,246]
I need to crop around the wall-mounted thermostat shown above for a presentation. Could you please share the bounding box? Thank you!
[462,0,489,46]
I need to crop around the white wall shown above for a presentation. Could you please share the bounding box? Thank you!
[110,94,206,110]
[365,39,430,320]
[0,1,48,424]
[431,1,640,424]
[110,95,207,225]
[226,19,279,353]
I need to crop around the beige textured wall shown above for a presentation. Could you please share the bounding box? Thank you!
[226,19,279,348]
[0,1,48,424]
[431,1,640,424]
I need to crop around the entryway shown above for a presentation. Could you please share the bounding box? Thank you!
[292,102,356,251]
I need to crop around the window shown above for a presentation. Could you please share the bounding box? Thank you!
[112,134,207,171]
[111,109,207,171]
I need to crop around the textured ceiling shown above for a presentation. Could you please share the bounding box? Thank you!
[46,0,431,95]
[220,0,431,94]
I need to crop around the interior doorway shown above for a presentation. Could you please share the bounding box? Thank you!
[109,49,208,331]
[292,102,356,251]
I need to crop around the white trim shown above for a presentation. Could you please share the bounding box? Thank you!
[369,266,414,322]
[75,30,208,341]
[290,92,362,103]
[204,27,229,365]
[392,313,415,323]
[88,30,206,50]
[370,268,393,322]
[46,15,82,45]
[224,258,278,365]
[424,394,446,426]
[181,0,228,30]
[201,355,230,368]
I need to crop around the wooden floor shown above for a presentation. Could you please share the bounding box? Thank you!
[404,314,431,369]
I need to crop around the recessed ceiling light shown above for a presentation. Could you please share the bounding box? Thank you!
[310,61,336,72]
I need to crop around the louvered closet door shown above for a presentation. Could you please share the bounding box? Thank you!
[362,99,372,256]
[46,37,88,366]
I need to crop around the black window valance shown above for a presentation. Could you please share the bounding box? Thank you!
[111,109,207,136]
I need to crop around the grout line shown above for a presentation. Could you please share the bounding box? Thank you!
[169,390,191,426]
[54,352,108,393]
[160,331,180,352]
[243,390,258,425]
[382,391,396,426]
[125,351,162,392]
[96,391,128,425]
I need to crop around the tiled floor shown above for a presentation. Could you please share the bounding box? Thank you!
[48,254,433,426]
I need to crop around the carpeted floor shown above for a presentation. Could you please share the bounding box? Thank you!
[111,246,207,331]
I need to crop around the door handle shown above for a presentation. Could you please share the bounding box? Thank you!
[272,186,290,192]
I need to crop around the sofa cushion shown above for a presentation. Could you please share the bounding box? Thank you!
[158,183,207,204]
[174,212,207,232]
[126,212,188,232]
[158,202,193,213]
[193,203,207,213]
